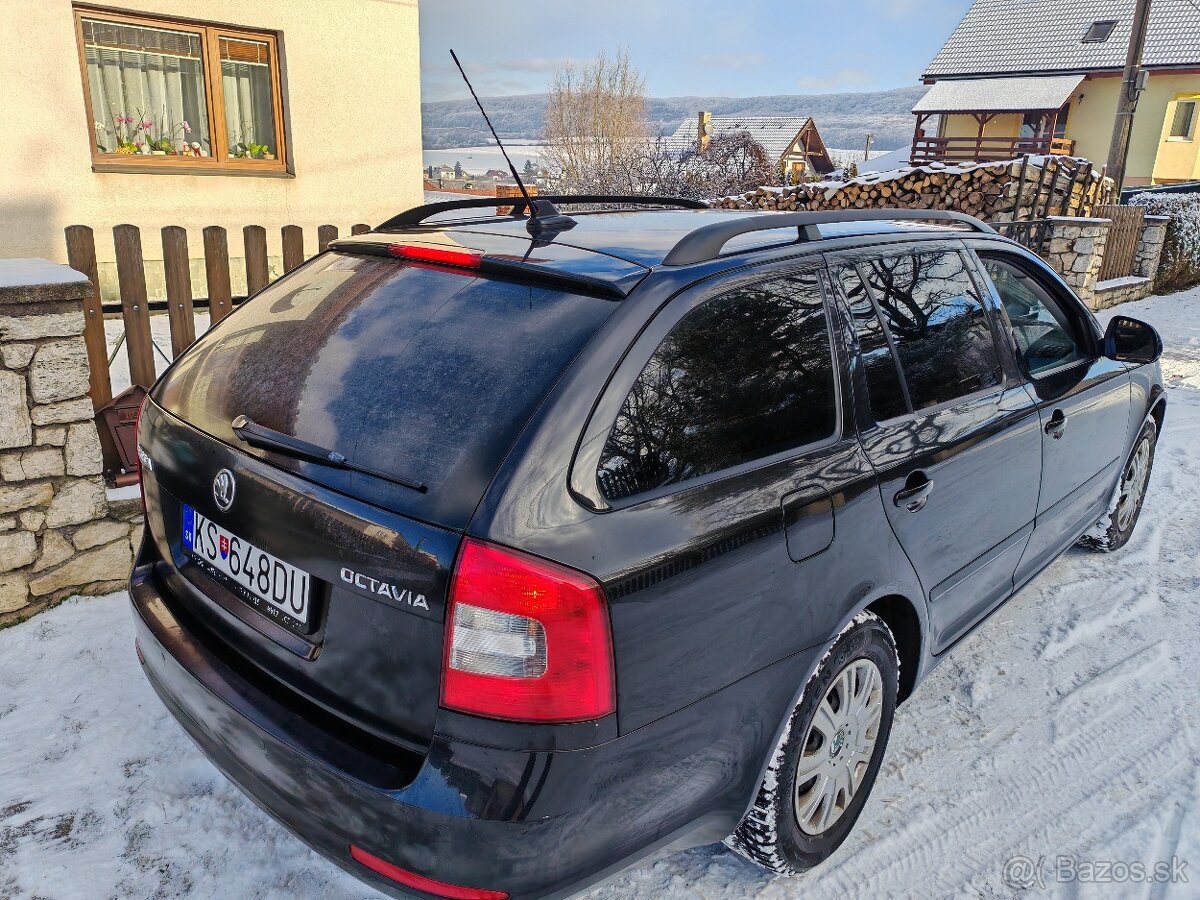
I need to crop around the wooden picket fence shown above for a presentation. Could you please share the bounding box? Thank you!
[1095,204,1146,281]
[65,222,372,411]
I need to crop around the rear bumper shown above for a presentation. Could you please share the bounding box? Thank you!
[130,561,820,899]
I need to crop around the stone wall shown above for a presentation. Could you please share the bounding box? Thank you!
[1135,215,1171,282]
[1039,217,1112,307]
[0,259,139,624]
[1037,213,1172,311]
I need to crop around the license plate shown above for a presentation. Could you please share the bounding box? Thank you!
[182,505,311,629]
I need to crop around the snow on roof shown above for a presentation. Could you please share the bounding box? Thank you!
[857,146,912,174]
[925,0,1200,78]
[662,116,815,160]
[912,74,1085,113]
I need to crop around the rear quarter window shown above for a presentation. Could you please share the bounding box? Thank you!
[597,270,837,501]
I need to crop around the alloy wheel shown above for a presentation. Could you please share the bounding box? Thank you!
[794,659,884,836]
[1116,436,1152,532]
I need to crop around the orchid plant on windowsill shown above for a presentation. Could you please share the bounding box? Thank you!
[95,113,149,155]
[95,109,206,157]
[146,112,194,155]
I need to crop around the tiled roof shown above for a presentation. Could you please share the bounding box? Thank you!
[663,116,813,159]
[924,0,1200,78]
[912,74,1086,112]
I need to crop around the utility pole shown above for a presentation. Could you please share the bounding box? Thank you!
[1106,0,1153,190]
[863,132,874,162]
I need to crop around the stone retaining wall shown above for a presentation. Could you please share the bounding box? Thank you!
[1040,217,1111,306]
[1036,214,1171,310]
[0,259,139,625]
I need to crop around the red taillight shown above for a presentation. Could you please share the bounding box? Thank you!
[135,393,149,513]
[387,244,483,269]
[349,845,507,900]
[441,538,615,723]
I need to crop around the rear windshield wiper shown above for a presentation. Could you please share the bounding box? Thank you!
[231,415,427,494]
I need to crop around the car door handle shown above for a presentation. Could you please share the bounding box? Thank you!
[1045,409,1068,440]
[893,473,934,513]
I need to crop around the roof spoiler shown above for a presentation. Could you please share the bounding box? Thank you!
[661,209,997,266]
[325,237,643,300]
[377,195,710,231]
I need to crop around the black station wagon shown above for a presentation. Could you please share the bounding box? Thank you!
[130,197,1165,899]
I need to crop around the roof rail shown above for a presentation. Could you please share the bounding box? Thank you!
[378,195,710,231]
[660,209,997,266]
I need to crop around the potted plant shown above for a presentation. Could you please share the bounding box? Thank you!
[100,113,148,155]
[147,111,194,155]
[232,123,272,160]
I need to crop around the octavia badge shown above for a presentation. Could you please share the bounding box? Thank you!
[212,469,236,512]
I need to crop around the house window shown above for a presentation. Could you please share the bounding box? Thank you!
[1170,101,1196,140]
[1082,20,1118,43]
[74,7,287,174]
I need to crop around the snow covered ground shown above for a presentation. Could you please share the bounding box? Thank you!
[6,289,1200,898]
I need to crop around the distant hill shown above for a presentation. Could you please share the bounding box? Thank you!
[422,85,928,152]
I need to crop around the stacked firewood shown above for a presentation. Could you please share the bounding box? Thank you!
[711,157,1116,222]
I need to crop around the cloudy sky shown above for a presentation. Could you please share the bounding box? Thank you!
[419,0,974,101]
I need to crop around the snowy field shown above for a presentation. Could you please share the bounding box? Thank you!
[5,289,1200,898]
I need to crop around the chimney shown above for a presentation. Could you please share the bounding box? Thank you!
[697,111,712,152]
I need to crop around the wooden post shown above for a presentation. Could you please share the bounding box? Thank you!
[1045,160,1064,218]
[203,226,233,325]
[64,225,112,409]
[1015,155,1031,220]
[1031,156,1051,218]
[161,227,196,358]
[112,224,156,389]
[317,224,338,253]
[281,225,304,273]
[1076,161,1094,216]
[1106,0,1153,189]
[351,223,371,235]
[243,225,269,296]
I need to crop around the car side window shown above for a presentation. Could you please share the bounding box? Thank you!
[859,250,1003,411]
[981,256,1090,376]
[837,266,910,422]
[597,271,837,501]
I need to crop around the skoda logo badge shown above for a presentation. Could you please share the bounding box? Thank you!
[212,469,236,512]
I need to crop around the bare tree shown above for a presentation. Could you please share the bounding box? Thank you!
[631,131,777,200]
[543,52,777,200]
[542,50,651,194]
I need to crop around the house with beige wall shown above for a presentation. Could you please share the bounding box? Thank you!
[910,0,1200,187]
[0,0,422,295]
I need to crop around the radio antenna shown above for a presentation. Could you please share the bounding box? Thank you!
[449,49,574,237]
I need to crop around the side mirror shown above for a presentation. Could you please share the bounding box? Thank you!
[1104,316,1162,365]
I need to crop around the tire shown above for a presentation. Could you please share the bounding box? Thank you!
[725,611,899,875]
[1079,419,1157,553]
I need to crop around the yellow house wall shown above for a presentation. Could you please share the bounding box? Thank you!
[938,113,1022,139]
[1063,73,1200,186]
[0,0,423,267]
[1151,92,1200,183]
[929,73,1200,186]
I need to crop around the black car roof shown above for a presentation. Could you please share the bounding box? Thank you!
[330,205,995,299]
[442,208,981,269]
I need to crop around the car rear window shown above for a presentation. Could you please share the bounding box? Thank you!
[154,253,617,528]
